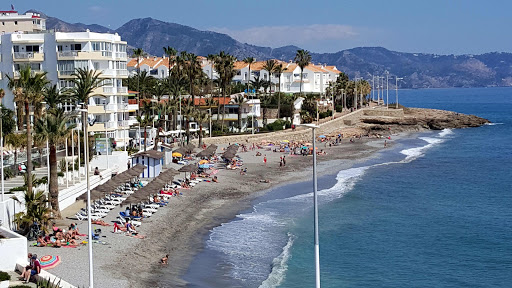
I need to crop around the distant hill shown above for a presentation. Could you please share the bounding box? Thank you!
[35,11,512,88]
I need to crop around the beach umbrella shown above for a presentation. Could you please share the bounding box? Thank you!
[304,142,312,146]
[282,140,290,143]
[198,164,210,169]
[173,147,187,155]
[172,152,182,157]
[40,255,61,269]
[179,164,197,173]
[199,160,209,164]
[318,135,326,138]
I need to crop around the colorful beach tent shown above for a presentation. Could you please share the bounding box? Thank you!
[172,152,182,157]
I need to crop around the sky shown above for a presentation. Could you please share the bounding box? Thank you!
[12,0,512,55]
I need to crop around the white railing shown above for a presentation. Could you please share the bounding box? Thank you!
[14,52,34,59]
[117,120,131,127]
[102,51,112,57]
[117,86,128,93]
[117,70,128,76]
[101,69,115,76]
[117,103,128,110]
[58,71,74,76]
[104,122,117,129]
[58,51,78,57]
[103,87,113,93]
[115,52,127,58]
[105,104,117,111]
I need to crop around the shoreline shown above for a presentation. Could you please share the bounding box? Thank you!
[27,107,489,287]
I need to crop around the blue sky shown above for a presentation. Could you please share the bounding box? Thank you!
[12,0,511,55]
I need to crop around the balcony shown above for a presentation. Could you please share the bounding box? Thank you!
[117,87,128,94]
[104,122,117,129]
[117,120,132,127]
[14,70,43,78]
[103,87,114,94]
[105,103,128,111]
[115,52,127,59]
[57,51,109,60]
[13,52,44,62]
[87,105,105,114]
[116,70,129,77]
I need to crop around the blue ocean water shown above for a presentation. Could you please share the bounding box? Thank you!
[183,88,512,288]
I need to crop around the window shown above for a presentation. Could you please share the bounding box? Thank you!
[236,70,241,76]
[93,62,100,70]
[92,42,101,51]
[115,61,126,70]
[25,45,39,52]
[70,44,81,51]
[57,45,63,52]
[102,79,113,86]
[13,45,19,52]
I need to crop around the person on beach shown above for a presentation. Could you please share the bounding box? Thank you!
[384,140,387,147]
[213,176,218,183]
[36,235,47,247]
[283,156,286,166]
[20,253,34,278]
[264,155,267,165]
[21,254,40,283]
[161,254,169,265]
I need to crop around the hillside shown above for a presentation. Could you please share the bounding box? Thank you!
[35,11,512,88]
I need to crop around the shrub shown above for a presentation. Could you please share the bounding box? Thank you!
[335,105,343,113]
[10,186,26,192]
[318,110,333,119]
[57,172,64,177]
[266,119,291,132]
[0,271,11,281]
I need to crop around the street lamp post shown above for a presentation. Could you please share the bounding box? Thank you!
[395,77,403,109]
[77,125,81,182]
[372,75,375,102]
[77,104,94,288]
[0,95,4,202]
[209,108,212,138]
[104,104,109,170]
[71,129,75,185]
[297,123,321,288]
[386,72,389,109]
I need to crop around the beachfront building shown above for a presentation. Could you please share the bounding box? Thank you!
[128,56,208,79]
[0,29,136,147]
[0,10,45,34]
[230,60,342,94]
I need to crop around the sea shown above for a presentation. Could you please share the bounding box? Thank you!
[180,87,512,288]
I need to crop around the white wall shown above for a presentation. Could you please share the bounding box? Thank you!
[0,227,27,271]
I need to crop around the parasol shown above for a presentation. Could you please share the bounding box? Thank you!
[199,160,209,164]
[172,152,182,157]
[40,255,61,269]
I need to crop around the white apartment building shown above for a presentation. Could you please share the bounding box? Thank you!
[0,30,136,147]
[0,10,45,34]
[231,60,342,94]
[128,55,209,80]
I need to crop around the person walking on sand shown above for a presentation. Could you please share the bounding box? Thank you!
[264,155,267,165]
[283,155,286,166]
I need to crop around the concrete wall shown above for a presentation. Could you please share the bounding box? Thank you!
[0,227,27,271]
[90,151,128,172]
[363,108,404,118]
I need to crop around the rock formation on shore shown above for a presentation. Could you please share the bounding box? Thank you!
[362,108,490,133]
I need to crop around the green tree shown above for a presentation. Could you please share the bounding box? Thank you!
[6,66,49,195]
[11,181,50,233]
[294,49,312,96]
[263,59,277,114]
[243,57,255,91]
[5,133,26,170]
[273,63,285,118]
[34,108,75,218]
[232,94,247,132]
[213,51,236,132]
[193,108,209,146]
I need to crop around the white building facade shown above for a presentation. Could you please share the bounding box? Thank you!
[0,30,136,147]
[0,10,45,34]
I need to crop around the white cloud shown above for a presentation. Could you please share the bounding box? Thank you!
[88,6,104,13]
[210,24,358,51]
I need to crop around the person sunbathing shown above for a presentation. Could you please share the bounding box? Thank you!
[113,222,127,233]
[52,237,62,248]
[36,235,47,247]
[92,219,111,226]
[65,233,78,246]
[212,176,218,183]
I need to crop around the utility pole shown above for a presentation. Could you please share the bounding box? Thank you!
[395,77,403,109]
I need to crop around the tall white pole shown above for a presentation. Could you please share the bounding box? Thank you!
[209,108,212,138]
[312,126,320,288]
[83,108,94,288]
[372,75,375,102]
[71,130,75,185]
[1,97,4,202]
[354,77,358,110]
[65,139,68,188]
[104,105,109,170]
[77,126,81,182]
[386,73,389,109]
[332,90,335,120]
[395,77,403,109]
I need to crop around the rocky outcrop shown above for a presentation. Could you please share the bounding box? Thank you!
[362,108,490,130]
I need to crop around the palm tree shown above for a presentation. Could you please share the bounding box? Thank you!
[168,76,186,130]
[163,46,177,82]
[213,51,236,132]
[6,66,49,195]
[135,113,154,152]
[193,109,209,146]
[250,75,265,95]
[294,49,312,97]
[34,108,75,218]
[273,63,285,119]
[232,94,247,132]
[5,133,26,171]
[133,48,146,115]
[12,187,50,233]
[243,57,255,91]
[263,59,277,110]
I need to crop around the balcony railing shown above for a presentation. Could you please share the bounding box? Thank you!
[58,51,79,57]
[116,70,128,76]
[103,87,113,94]
[105,103,129,111]
[14,52,34,59]
[104,122,117,129]
[115,52,127,58]
[118,120,131,127]
[117,87,128,93]
[102,51,112,57]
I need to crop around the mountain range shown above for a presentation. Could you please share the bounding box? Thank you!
[31,10,512,88]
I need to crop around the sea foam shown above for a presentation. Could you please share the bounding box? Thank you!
[400,137,445,162]
[259,233,296,288]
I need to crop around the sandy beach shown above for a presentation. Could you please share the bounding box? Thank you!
[26,107,489,287]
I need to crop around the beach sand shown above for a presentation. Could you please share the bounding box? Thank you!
[29,135,393,287]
